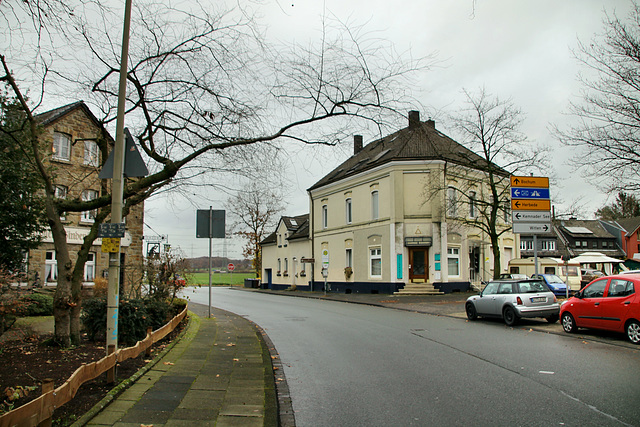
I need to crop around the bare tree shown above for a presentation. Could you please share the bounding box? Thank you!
[449,88,549,279]
[226,184,285,278]
[555,2,640,193]
[2,1,428,345]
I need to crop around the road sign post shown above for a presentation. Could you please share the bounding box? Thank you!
[511,176,551,277]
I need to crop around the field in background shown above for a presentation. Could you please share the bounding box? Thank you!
[188,271,256,286]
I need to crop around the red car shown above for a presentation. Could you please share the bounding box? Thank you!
[560,273,640,344]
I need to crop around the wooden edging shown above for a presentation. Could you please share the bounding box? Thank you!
[0,304,188,427]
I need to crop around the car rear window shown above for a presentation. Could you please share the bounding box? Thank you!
[517,281,548,293]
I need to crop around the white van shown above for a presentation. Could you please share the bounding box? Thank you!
[508,258,582,291]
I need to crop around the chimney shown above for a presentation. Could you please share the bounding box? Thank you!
[408,110,420,128]
[426,119,435,129]
[354,135,363,155]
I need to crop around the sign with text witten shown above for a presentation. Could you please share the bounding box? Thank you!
[510,175,551,234]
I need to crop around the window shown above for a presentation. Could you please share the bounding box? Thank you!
[54,185,68,220]
[345,198,352,224]
[45,251,57,283]
[498,283,513,294]
[447,247,460,277]
[84,140,99,166]
[469,191,477,218]
[583,279,607,298]
[84,252,96,281]
[447,187,457,217]
[52,132,71,161]
[277,258,281,274]
[284,258,288,275]
[520,240,533,251]
[371,191,379,220]
[482,282,498,295]
[322,204,328,229]
[81,189,99,222]
[541,240,556,251]
[606,279,634,297]
[370,247,381,278]
[582,241,588,247]
[592,241,598,249]
[345,248,353,268]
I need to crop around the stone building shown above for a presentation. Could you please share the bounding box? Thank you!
[27,101,144,293]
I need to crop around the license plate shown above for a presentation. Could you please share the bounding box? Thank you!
[531,297,546,303]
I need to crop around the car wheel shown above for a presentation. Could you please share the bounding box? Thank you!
[626,320,640,344]
[546,314,559,323]
[503,306,518,326]
[561,312,577,333]
[466,303,478,320]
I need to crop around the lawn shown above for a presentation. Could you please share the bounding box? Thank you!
[187,271,258,286]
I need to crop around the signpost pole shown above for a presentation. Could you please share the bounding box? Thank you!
[208,206,212,318]
[533,235,539,276]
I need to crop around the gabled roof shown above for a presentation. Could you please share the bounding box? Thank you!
[558,219,616,239]
[308,111,508,191]
[612,217,640,236]
[259,214,310,246]
[35,101,114,142]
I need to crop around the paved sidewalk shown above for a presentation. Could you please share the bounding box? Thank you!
[85,305,277,426]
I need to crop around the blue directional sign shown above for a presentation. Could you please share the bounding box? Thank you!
[511,187,550,199]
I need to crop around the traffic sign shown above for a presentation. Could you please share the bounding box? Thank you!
[99,223,126,238]
[228,263,235,271]
[510,176,549,188]
[512,211,551,222]
[512,223,552,234]
[511,187,550,199]
[101,237,121,253]
[511,199,551,211]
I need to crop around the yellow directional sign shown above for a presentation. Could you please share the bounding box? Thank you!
[101,237,121,253]
[510,176,549,188]
[511,199,551,211]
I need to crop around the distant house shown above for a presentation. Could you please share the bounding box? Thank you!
[600,217,640,262]
[27,101,144,292]
[261,111,518,294]
[260,215,311,289]
[554,219,624,259]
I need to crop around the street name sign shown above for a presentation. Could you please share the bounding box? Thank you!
[512,211,551,222]
[99,223,126,238]
[511,187,550,199]
[512,223,552,234]
[511,199,551,211]
[510,176,549,188]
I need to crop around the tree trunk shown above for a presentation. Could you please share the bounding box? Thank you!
[491,233,501,280]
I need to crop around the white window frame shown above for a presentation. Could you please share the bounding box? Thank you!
[447,187,457,217]
[322,204,328,229]
[369,247,382,278]
[277,258,281,274]
[84,252,96,281]
[520,240,534,251]
[345,248,353,268]
[371,191,379,220]
[45,250,57,283]
[447,247,460,277]
[81,189,99,222]
[345,198,352,224]
[52,132,71,161]
[83,139,99,166]
[54,185,68,220]
[541,240,556,251]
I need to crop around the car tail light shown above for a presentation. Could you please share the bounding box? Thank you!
[517,296,523,305]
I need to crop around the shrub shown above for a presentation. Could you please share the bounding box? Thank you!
[17,292,54,316]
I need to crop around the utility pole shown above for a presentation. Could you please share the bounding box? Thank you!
[106,0,132,362]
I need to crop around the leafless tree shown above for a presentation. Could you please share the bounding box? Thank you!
[554,2,640,193]
[226,183,285,278]
[448,88,549,279]
[2,1,428,345]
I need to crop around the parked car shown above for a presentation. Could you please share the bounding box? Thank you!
[498,273,529,280]
[530,273,568,297]
[580,268,605,288]
[466,279,560,326]
[560,274,640,344]
[621,269,640,275]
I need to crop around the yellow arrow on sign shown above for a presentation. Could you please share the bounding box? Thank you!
[511,199,551,211]
[510,176,549,188]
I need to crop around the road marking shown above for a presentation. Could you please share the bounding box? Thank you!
[539,370,555,375]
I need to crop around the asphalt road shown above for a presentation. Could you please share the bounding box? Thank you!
[182,287,640,427]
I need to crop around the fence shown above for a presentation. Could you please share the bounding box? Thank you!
[0,305,188,427]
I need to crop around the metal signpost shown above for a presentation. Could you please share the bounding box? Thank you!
[228,262,234,286]
[321,249,329,295]
[196,208,225,317]
[510,176,551,277]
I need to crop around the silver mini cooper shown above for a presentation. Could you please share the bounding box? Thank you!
[466,279,560,326]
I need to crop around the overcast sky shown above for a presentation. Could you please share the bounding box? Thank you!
[143,0,633,259]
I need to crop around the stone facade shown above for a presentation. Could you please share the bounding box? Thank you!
[27,102,144,293]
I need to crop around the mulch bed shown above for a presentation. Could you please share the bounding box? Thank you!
[0,322,185,426]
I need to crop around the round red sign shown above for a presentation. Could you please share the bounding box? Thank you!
[228,263,235,271]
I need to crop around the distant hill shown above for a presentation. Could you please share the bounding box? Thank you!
[187,256,252,272]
